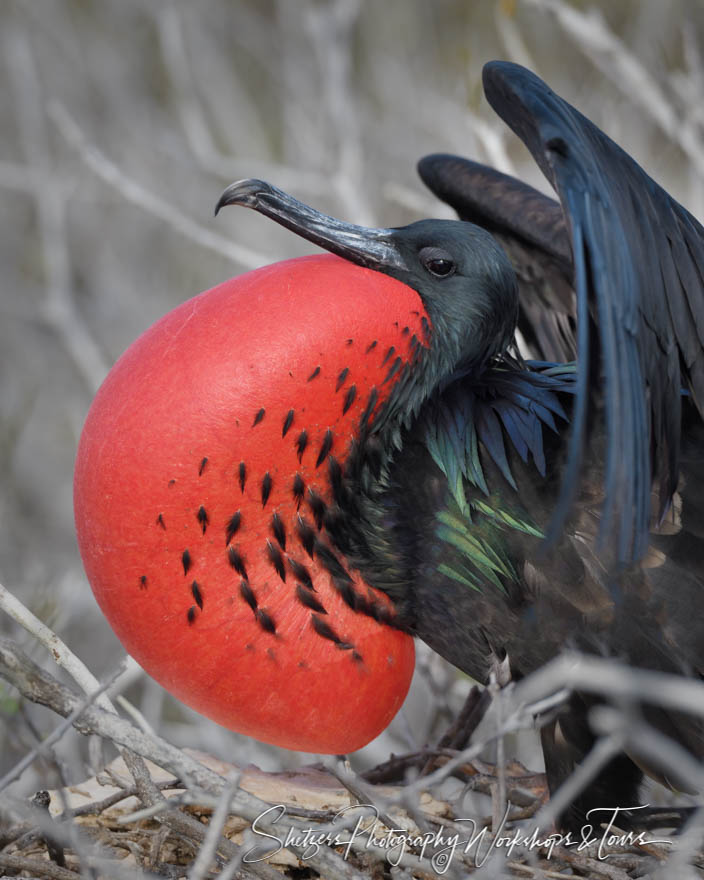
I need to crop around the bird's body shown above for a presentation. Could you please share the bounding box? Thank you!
[75,62,704,829]
[372,382,704,825]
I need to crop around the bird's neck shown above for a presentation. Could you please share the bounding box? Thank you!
[327,350,501,608]
[329,358,576,632]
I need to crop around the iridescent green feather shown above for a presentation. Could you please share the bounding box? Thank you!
[426,362,575,595]
[435,497,543,594]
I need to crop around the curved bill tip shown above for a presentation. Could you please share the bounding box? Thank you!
[213,177,406,273]
[214,178,273,217]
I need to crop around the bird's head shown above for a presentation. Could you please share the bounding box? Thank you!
[217,179,519,390]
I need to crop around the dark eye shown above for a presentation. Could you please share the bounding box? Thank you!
[427,259,454,277]
[419,246,456,278]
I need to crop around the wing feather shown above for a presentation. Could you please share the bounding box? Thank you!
[418,154,577,362]
[421,61,704,564]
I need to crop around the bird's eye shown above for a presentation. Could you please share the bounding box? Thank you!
[427,259,454,277]
[419,246,456,278]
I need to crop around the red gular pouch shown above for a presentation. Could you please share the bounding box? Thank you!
[74,254,429,753]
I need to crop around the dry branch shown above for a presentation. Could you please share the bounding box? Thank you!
[3,631,703,878]
[48,103,271,271]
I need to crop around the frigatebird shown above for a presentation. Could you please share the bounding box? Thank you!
[74,62,704,830]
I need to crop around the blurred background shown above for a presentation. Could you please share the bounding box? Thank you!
[3,0,704,795]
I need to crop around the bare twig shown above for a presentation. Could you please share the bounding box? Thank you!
[325,757,400,841]
[592,705,704,801]
[0,636,234,796]
[48,103,272,270]
[524,0,704,178]
[31,790,65,868]
[4,28,109,392]
[0,580,119,716]
[187,772,240,880]
[0,853,79,880]
[115,695,156,736]
[0,639,386,879]
[155,3,333,197]
[0,665,124,793]
[532,732,625,833]
[513,653,704,719]
[156,4,216,167]
[304,0,376,227]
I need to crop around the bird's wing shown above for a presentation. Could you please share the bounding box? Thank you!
[421,61,704,564]
[417,155,577,362]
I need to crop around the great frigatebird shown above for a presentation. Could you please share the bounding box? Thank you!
[74,62,704,830]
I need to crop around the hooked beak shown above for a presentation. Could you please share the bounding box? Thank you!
[215,179,407,272]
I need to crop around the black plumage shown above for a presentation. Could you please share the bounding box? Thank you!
[422,61,704,565]
[214,62,704,830]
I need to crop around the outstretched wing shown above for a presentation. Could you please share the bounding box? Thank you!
[421,61,704,564]
[418,154,577,362]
